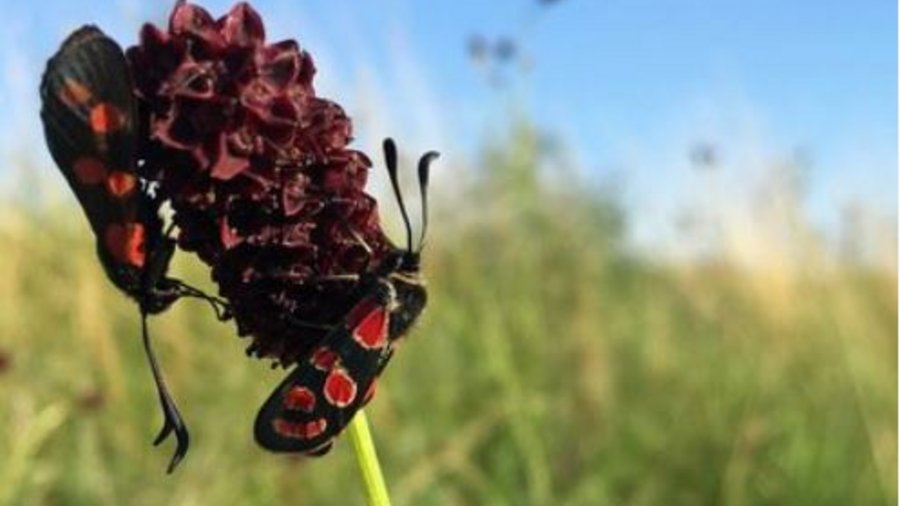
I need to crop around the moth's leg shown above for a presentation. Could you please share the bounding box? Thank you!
[140,309,189,474]
[153,225,232,321]
[169,279,232,321]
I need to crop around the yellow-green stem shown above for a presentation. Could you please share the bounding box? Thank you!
[349,410,392,506]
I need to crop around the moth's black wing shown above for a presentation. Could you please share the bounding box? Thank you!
[255,296,391,454]
[40,25,150,277]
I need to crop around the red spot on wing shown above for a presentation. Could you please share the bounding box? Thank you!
[73,157,108,184]
[90,103,126,134]
[284,386,316,412]
[323,368,357,408]
[344,298,381,327]
[352,306,388,349]
[104,223,146,267]
[106,171,137,198]
[59,78,92,108]
[272,417,328,440]
[272,418,300,439]
[305,418,327,439]
[310,346,339,371]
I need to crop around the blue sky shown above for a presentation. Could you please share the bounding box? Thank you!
[2,0,896,256]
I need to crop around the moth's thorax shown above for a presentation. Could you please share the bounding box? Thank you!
[383,269,427,341]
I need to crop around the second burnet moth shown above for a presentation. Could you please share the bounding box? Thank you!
[254,139,439,455]
[39,25,229,473]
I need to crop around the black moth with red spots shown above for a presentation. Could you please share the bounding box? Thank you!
[40,3,439,472]
[42,26,160,293]
[41,26,231,473]
[255,139,436,454]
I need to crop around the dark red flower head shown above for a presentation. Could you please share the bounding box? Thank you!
[127,1,391,364]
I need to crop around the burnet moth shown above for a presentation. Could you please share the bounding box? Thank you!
[40,26,229,473]
[254,139,438,454]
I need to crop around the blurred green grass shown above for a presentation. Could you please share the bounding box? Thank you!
[0,125,895,506]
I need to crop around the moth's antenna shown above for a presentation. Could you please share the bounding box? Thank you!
[417,151,439,251]
[383,138,413,253]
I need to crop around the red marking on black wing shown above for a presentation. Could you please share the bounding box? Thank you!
[254,296,393,453]
[40,26,146,271]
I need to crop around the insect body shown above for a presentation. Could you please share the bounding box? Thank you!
[40,26,228,473]
[254,139,438,454]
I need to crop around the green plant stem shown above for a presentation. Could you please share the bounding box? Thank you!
[349,410,392,506]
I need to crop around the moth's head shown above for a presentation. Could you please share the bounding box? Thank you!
[398,249,421,275]
[143,290,180,314]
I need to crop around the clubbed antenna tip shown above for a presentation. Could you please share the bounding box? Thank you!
[417,151,439,251]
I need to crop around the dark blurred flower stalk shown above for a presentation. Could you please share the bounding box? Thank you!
[126,2,392,503]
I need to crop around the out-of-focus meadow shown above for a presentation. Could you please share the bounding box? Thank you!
[0,1,896,505]
[0,118,895,505]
